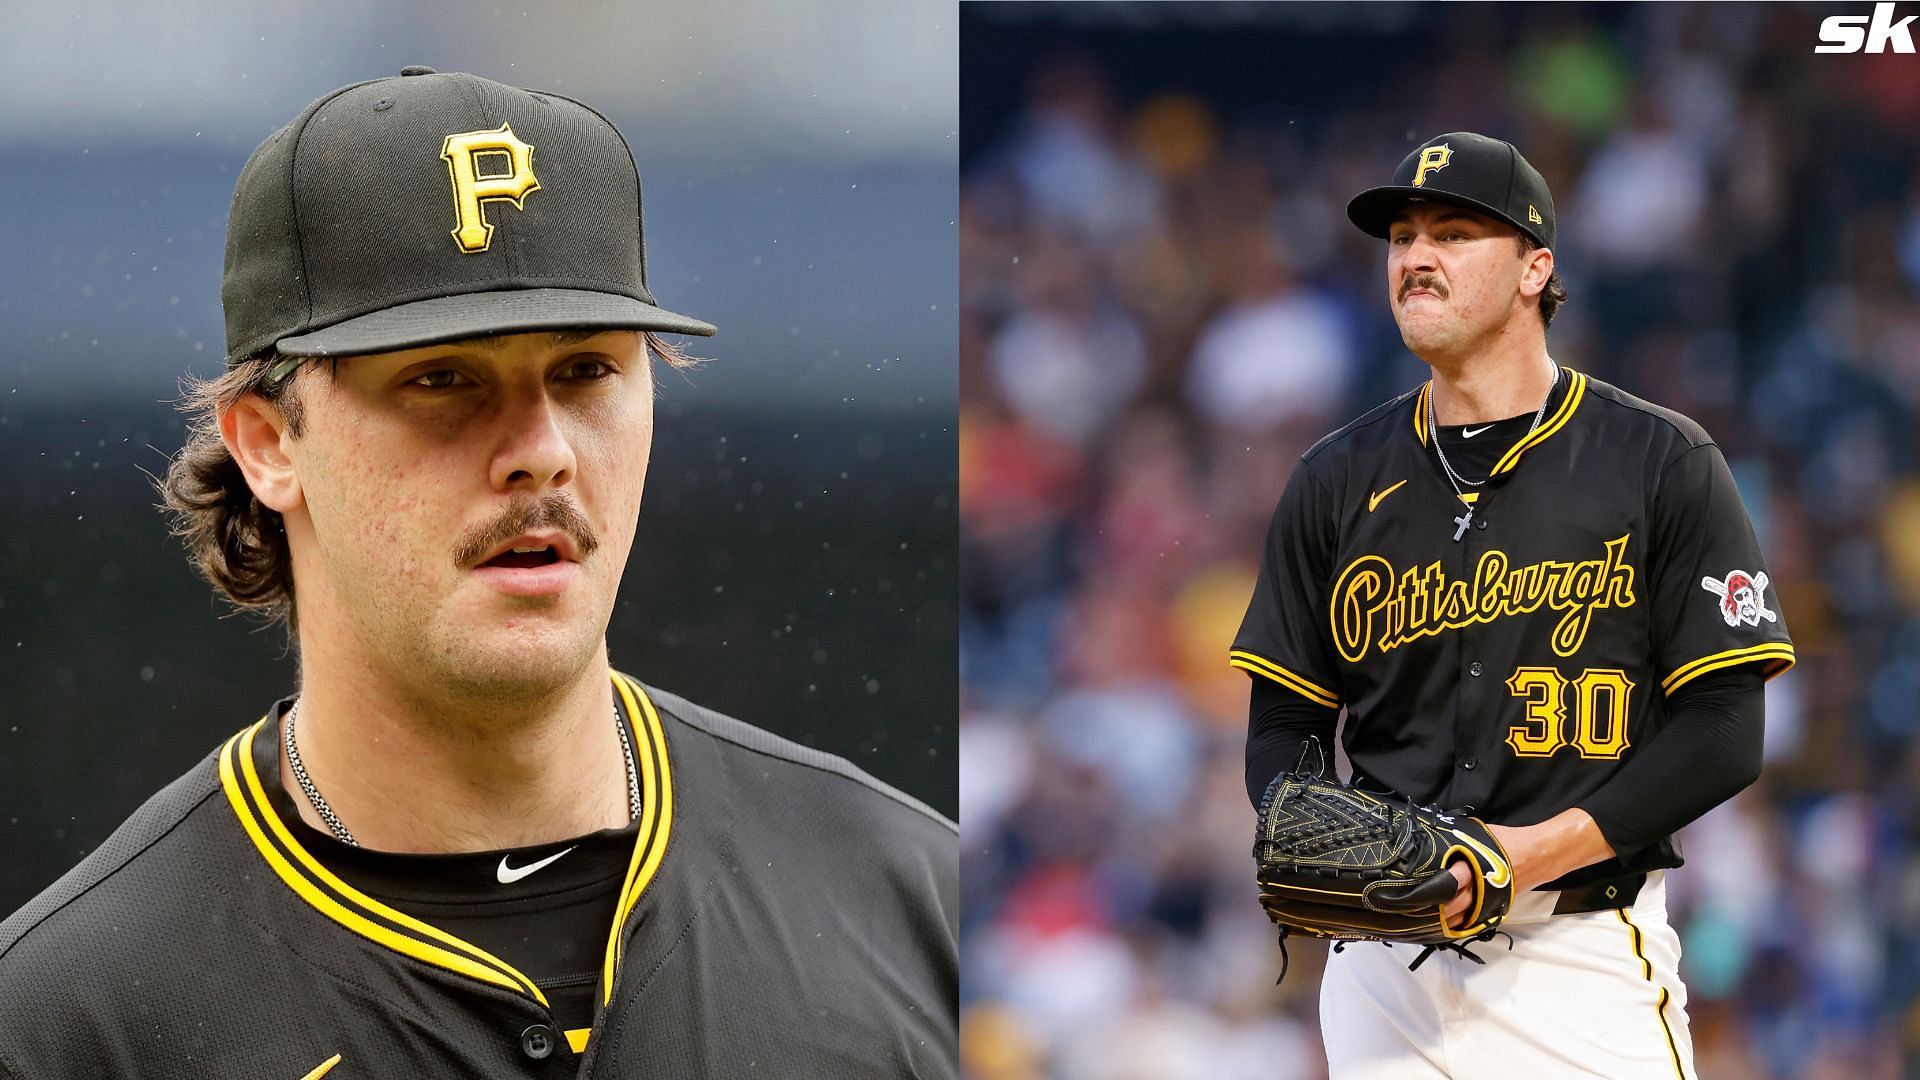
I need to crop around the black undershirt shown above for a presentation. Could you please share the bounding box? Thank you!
[262,704,635,1039]
[1428,406,1542,492]
[308,822,633,1036]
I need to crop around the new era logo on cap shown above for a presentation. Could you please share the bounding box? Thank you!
[222,66,714,369]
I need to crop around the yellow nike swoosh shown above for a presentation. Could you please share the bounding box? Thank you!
[299,1054,342,1080]
[1452,830,1512,888]
[1368,480,1409,513]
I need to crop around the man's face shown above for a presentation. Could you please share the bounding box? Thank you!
[279,329,652,700]
[1386,203,1536,357]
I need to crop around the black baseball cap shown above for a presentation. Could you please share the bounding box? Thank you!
[222,66,714,375]
[1346,131,1555,249]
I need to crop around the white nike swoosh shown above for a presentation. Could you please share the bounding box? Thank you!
[1461,425,1493,438]
[497,845,577,884]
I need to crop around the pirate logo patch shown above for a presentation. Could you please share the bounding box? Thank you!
[1701,570,1776,628]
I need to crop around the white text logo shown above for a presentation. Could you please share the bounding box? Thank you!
[1817,3,1917,53]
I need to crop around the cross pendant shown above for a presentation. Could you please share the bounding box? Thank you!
[1452,508,1473,542]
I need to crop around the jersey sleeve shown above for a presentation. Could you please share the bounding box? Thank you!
[1230,459,1344,708]
[1647,443,1794,695]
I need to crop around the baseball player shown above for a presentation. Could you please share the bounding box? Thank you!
[0,69,955,1078]
[1232,132,1793,1078]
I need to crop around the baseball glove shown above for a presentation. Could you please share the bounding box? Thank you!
[1253,741,1514,977]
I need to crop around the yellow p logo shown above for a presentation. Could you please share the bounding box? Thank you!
[1411,144,1452,187]
[441,123,540,254]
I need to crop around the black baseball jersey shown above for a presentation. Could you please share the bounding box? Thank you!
[0,672,956,1078]
[1232,369,1793,881]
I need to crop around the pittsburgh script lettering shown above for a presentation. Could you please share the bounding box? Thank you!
[1329,535,1636,662]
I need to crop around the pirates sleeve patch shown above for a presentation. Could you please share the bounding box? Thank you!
[1701,570,1776,628]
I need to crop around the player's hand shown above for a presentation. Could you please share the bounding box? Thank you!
[1446,816,1616,926]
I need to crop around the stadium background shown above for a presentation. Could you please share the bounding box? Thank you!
[0,0,957,913]
[959,3,1920,1077]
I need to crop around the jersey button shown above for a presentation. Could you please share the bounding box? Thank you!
[1461,756,1478,771]
[520,1024,557,1061]
[1475,517,1488,530]
[1468,661,1484,677]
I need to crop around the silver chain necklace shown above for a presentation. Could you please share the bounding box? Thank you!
[1427,360,1558,542]
[284,695,643,848]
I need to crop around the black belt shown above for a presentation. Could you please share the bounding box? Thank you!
[1551,872,1646,916]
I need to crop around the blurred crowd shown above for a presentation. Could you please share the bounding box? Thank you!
[958,5,1920,1078]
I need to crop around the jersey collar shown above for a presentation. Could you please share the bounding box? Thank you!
[1412,367,1587,477]
[216,669,673,1013]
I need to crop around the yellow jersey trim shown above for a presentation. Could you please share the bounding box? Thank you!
[1491,369,1587,476]
[221,723,548,1002]
[1414,369,1584,471]
[602,671,675,1004]
[1616,907,1690,1079]
[1228,650,1341,708]
[564,1028,592,1054]
[217,669,677,1012]
[1661,641,1796,695]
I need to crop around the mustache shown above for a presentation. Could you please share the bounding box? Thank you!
[1400,274,1449,302]
[453,493,601,569]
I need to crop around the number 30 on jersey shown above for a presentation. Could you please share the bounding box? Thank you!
[1504,667,1634,759]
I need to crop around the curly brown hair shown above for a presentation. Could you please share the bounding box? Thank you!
[158,331,695,633]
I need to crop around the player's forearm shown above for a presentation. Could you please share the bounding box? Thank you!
[1245,678,1340,807]
[1573,666,1765,859]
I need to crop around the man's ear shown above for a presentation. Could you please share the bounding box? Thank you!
[1519,244,1554,300]
[219,393,304,514]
